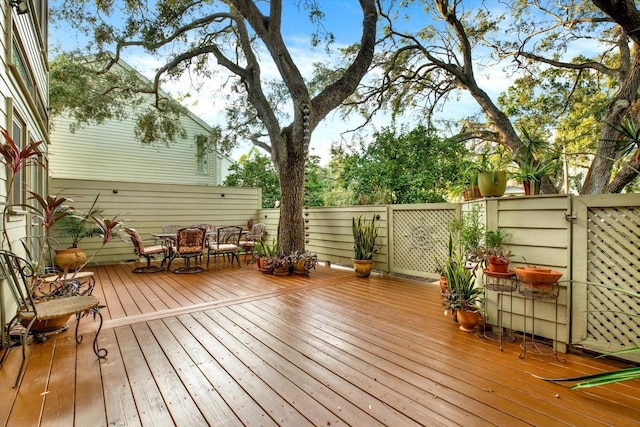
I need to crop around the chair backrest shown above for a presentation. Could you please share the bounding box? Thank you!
[162,224,185,233]
[175,227,207,254]
[0,250,38,317]
[216,226,242,246]
[247,223,266,241]
[19,236,60,275]
[190,223,215,232]
[124,228,146,255]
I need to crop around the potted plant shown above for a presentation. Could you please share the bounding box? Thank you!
[52,194,104,271]
[435,234,456,294]
[469,228,513,275]
[292,250,318,277]
[474,150,510,197]
[448,204,485,262]
[352,214,380,278]
[268,254,292,275]
[513,128,558,195]
[444,250,482,331]
[513,159,557,195]
[255,238,279,273]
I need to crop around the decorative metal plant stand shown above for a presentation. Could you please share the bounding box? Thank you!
[518,281,566,363]
[482,270,517,351]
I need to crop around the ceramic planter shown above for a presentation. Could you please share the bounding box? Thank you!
[515,266,562,289]
[352,259,374,278]
[523,179,540,195]
[463,184,482,201]
[457,310,481,332]
[54,248,86,272]
[478,171,507,197]
[487,256,509,273]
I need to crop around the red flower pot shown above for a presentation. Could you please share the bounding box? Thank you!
[487,256,509,273]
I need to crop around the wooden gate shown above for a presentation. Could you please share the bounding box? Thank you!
[571,194,640,362]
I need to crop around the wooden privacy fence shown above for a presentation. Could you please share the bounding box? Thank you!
[43,180,640,359]
[49,178,262,265]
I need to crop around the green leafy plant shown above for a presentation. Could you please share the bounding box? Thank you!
[255,238,279,258]
[513,128,559,185]
[469,228,513,265]
[53,194,104,248]
[473,149,511,184]
[443,246,482,316]
[352,214,380,260]
[449,204,485,258]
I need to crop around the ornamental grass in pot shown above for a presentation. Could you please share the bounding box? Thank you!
[352,214,380,278]
[444,252,483,332]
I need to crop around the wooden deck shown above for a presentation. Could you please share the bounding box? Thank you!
[1,260,639,426]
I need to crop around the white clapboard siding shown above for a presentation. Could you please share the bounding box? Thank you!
[1,6,50,346]
[49,111,237,186]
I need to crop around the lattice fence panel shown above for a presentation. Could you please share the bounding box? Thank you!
[586,206,640,350]
[391,207,457,277]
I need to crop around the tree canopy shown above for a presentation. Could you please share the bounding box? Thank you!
[350,0,639,194]
[337,125,466,204]
[50,0,378,254]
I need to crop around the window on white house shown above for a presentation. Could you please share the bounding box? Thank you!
[11,117,26,207]
[196,139,209,174]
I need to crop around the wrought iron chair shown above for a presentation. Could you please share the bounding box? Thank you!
[161,224,186,233]
[207,225,242,269]
[0,249,107,388]
[19,236,96,296]
[239,223,266,264]
[166,227,207,273]
[124,228,168,273]
[190,223,216,232]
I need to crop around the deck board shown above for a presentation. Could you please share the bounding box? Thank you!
[1,263,639,426]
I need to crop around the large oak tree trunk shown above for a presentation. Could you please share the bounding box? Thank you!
[274,131,307,254]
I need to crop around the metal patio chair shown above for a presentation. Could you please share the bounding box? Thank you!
[124,228,168,273]
[239,222,266,264]
[167,226,207,273]
[207,225,242,269]
[0,249,107,388]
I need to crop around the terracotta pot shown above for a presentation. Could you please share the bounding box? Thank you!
[487,256,509,273]
[463,185,482,201]
[514,266,562,288]
[352,259,374,278]
[457,310,481,332]
[523,179,540,195]
[273,265,290,276]
[22,314,72,333]
[257,257,272,274]
[439,276,448,294]
[54,248,86,272]
[293,259,306,275]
